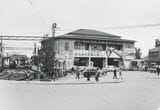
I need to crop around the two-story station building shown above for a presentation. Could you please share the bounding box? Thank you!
[53,29,135,70]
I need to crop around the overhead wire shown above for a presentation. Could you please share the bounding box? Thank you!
[26,0,160,31]
[52,22,160,32]
[99,23,160,30]
[27,0,51,30]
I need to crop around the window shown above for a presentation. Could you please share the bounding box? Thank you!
[102,44,106,51]
[74,58,88,66]
[91,44,100,50]
[74,42,89,50]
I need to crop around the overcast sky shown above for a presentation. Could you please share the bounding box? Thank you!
[0,0,160,57]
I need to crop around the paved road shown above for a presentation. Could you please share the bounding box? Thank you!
[0,71,160,110]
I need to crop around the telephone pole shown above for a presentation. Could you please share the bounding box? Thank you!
[52,23,57,37]
[52,23,57,78]
[0,36,3,72]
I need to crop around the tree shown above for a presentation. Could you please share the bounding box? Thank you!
[135,48,142,59]
[31,55,39,66]
[39,37,55,78]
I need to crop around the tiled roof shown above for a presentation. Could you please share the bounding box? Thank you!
[66,29,121,38]
[56,29,135,42]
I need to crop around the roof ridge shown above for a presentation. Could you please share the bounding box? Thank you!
[66,29,121,38]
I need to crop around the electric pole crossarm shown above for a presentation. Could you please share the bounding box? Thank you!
[0,36,50,41]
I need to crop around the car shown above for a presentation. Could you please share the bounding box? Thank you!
[148,66,157,73]
[83,66,97,77]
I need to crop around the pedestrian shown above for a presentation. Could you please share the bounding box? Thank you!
[86,70,90,81]
[145,66,148,72]
[76,70,80,80]
[26,71,30,83]
[113,67,118,79]
[40,73,44,81]
[157,66,160,76]
[118,68,123,80]
[71,66,75,75]
[95,68,100,81]
[52,73,56,81]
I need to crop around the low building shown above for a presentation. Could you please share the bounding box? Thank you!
[53,29,135,70]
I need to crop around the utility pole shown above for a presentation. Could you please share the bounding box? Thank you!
[52,23,57,37]
[52,23,57,78]
[34,42,39,79]
[0,36,3,72]
[1,36,2,52]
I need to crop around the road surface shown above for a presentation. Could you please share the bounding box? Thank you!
[0,71,160,110]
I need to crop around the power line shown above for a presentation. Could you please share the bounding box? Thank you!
[99,23,160,29]
[27,0,51,29]
[0,35,50,41]
[53,22,160,32]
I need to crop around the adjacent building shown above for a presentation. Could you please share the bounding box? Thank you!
[53,29,135,70]
[148,39,160,65]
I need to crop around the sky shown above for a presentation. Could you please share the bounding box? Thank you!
[0,0,160,57]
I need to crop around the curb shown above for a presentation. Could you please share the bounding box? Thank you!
[22,80,124,86]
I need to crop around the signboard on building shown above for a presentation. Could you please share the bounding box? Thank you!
[73,50,107,57]
[109,52,120,58]
[123,49,135,60]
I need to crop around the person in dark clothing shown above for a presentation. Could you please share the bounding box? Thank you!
[52,73,56,81]
[76,70,80,79]
[86,70,90,81]
[95,68,100,81]
[71,67,75,75]
[145,66,148,72]
[157,66,160,76]
[118,68,123,80]
[40,73,44,81]
[113,68,118,79]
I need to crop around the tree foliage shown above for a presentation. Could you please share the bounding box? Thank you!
[31,55,39,66]
[39,37,55,75]
[135,48,142,59]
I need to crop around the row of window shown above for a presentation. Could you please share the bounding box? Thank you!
[74,42,122,51]
[63,42,133,51]
[149,52,160,58]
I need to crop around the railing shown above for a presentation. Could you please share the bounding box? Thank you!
[73,50,107,57]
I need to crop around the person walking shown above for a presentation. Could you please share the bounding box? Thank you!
[76,70,80,80]
[157,66,160,76]
[118,68,123,80]
[95,68,100,81]
[71,66,75,75]
[26,71,30,83]
[113,67,118,79]
[52,73,56,81]
[86,70,90,81]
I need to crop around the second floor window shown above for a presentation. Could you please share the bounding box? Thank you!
[74,42,89,50]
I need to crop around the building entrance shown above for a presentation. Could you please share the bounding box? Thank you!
[91,58,104,69]
[108,58,120,67]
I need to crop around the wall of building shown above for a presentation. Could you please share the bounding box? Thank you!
[123,42,135,69]
[55,39,75,69]
[55,39,74,54]
[55,39,135,70]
